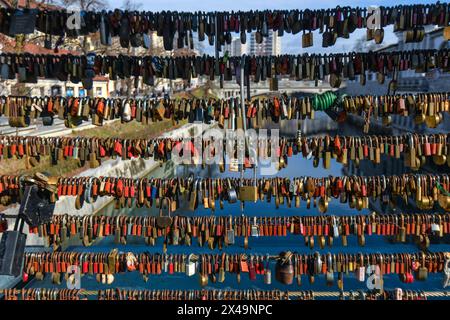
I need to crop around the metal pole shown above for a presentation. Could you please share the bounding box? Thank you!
[240,56,247,186]
[238,56,246,214]
[240,57,247,132]
[215,14,219,59]
[245,62,256,184]
[1,289,447,299]
[14,17,25,137]
[246,74,251,100]
[239,57,257,188]
[214,14,223,89]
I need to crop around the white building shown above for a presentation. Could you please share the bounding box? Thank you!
[249,30,281,56]
[345,26,450,95]
[379,26,450,92]
[224,38,248,57]
[344,26,450,134]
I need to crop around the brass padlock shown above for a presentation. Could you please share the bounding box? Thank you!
[416,253,428,281]
[275,251,294,285]
[239,185,258,202]
[156,198,173,228]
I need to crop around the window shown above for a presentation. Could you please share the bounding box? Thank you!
[79,88,86,97]
[96,87,103,96]
[66,87,74,97]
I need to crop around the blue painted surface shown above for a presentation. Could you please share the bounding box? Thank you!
[24,152,450,299]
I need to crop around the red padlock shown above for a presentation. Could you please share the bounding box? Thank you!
[0,214,8,233]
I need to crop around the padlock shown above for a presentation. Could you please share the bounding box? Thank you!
[226,229,235,245]
[332,216,339,238]
[325,253,333,286]
[275,251,294,285]
[444,26,450,41]
[0,217,26,276]
[0,214,8,233]
[156,198,173,228]
[416,253,428,281]
[251,218,259,237]
[185,254,196,277]
[229,158,239,172]
[17,183,56,228]
[226,179,238,203]
[355,254,365,282]
[431,221,441,235]
[264,255,272,285]
[355,265,365,282]
[188,179,198,211]
[394,288,403,300]
[199,255,208,287]
[239,185,258,202]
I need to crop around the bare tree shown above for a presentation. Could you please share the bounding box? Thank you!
[121,0,142,11]
[57,0,107,10]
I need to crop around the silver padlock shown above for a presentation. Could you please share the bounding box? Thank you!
[127,219,133,235]
[394,288,403,300]
[163,254,169,273]
[355,254,365,282]
[289,180,295,194]
[366,264,373,276]
[264,255,271,285]
[251,217,259,237]
[226,229,235,244]
[186,254,197,277]
[332,216,339,238]
[431,222,440,235]
[314,252,322,274]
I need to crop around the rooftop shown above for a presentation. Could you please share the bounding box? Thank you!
[0,34,73,55]
[1,0,61,10]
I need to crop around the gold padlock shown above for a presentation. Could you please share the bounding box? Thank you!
[444,26,450,40]
[239,185,258,202]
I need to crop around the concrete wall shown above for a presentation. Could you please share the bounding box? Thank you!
[0,123,207,246]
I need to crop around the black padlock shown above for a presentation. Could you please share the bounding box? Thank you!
[0,217,27,277]
[18,184,55,228]
[9,9,37,36]
[0,214,7,233]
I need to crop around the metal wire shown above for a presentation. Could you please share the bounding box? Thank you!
[2,289,449,298]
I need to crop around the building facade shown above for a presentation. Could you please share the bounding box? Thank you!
[224,38,248,57]
[345,26,449,96]
[381,26,450,93]
[249,31,281,56]
[343,26,449,134]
